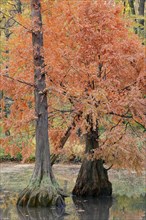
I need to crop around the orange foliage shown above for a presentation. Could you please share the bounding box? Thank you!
[1,0,145,170]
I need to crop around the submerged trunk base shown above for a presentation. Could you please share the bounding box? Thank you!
[17,174,66,207]
[72,159,112,197]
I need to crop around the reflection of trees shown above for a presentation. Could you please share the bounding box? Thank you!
[17,206,65,220]
[73,196,112,220]
[111,195,146,220]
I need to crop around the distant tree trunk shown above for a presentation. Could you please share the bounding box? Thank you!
[123,0,126,14]
[136,0,145,36]
[128,0,145,35]
[2,0,22,130]
[128,0,136,15]
[17,0,66,207]
[15,0,22,14]
[72,116,112,197]
[2,17,12,135]
[126,0,138,34]
[138,0,145,26]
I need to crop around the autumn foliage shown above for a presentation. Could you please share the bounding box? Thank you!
[1,0,145,171]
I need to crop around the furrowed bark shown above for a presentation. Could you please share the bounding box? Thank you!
[17,0,66,207]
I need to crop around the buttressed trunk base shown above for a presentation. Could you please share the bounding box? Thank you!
[73,119,112,197]
[72,158,112,197]
[17,163,66,207]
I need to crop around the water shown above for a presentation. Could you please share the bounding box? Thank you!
[0,163,145,220]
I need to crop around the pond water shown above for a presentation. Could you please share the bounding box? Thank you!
[0,163,145,220]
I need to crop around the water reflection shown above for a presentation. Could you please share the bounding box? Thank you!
[0,195,145,220]
[73,196,112,220]
[0,164,145,220]
[17,206,66,220]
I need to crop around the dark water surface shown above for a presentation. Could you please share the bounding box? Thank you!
[0,163,145,220]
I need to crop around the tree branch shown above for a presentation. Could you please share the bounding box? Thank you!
[0,10,32,32]
[109,111,146,130]
[108,111,132,118]
[2,74,34,87]
[50,107,74,114]
[110,118,122,131]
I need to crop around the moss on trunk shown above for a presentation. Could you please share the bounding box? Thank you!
[17,167,67,207]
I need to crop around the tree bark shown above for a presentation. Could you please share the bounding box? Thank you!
[17,0,66,207]
[72,116,112,197]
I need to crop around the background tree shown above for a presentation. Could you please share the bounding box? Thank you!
[0,0,22,129]
[117,0,145,37]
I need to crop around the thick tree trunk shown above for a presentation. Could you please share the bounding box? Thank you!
[72,117,112,197]
[17,0,65,207]
[72,158,112,197]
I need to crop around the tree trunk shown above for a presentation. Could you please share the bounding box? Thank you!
[15,0,22,14]
[72,117,112,197]
[17,0,66,207]
[138,0,145,26]
[128,0,136,15]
